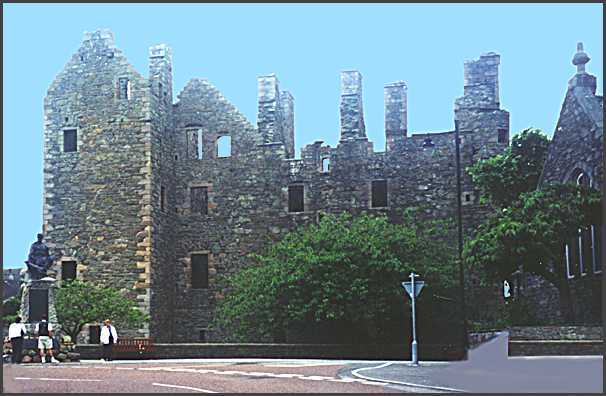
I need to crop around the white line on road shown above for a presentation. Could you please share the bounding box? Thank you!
[351,363,465,393]
[152,383,218,393]
[15,377,102,382]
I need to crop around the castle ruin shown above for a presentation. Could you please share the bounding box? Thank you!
[43,29,514,342]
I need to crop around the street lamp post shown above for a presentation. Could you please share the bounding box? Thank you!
[454,119,468,354]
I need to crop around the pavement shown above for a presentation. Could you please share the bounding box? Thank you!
[349,332,604,393]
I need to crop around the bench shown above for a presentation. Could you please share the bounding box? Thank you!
[113,338,154,355]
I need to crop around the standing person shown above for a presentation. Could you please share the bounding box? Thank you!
[35,316,58,363]
[8,317,27,364]
[100,319,118,361]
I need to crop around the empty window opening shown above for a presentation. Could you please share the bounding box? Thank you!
[321,157,330,173]
[371,180,388,208]
[191,254,209,289]
[197,130,203,159]
[80,55,84,62]
[175,155,178,161]
[61,261,77,281]
[464,193,472,203]
[64,117,69,123]
[63,129,77,152]
[570,237,580,277]
[158,82,163,97]
[217,135,231,158]
[191,186,208,215]
[288,185,304,213]
[580,227,592,275]
[160,185,166,212]
[498,129,508,144]
[118,77,129,100]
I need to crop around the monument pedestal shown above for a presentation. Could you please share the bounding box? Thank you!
[20,277,60,333]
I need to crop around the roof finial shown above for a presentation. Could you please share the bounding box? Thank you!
[572,42,590,73]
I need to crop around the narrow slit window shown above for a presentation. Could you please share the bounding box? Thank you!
[191,254,209,289]
[61,261,77,281]
[371,180,388,208]
[217,135,231,157]
[288,185,304,213]
[118,77,129,100]
[581,227,591,275]
[321,157,330,173]
[593,225,602,273]
[63,129,77,152]
[197,130,203,159]
[565,244,573,279]
[160,185,166,212]
[191,186,208,215]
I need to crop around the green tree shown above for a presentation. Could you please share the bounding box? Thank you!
[55,280,148,341]
[467,128,550,208]
[214,212,460,343]
[2,290,23,325]
[464,183,601,321]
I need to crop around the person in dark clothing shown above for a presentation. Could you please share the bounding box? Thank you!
[100,319,118,361]
[8,317,27,363]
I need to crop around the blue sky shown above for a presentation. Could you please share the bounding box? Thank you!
[2,4,603,269]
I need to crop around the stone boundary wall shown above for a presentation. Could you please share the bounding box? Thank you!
[507,326,603,356]
[508,340,603,356]
[75,343,465,361]
[508,326,603,340]
[468,331,501,349]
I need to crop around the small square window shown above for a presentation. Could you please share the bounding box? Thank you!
[288,185,304,213]
[371,180,388,208]
[191,187,208,215]
[63,129,77,152]
[61,261,77,281]
[498,129,508,144]
[191,254,209,289]
[118,77,129,100]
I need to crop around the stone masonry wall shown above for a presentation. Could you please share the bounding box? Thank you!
[45,31,517,342]
[43,30,153,337]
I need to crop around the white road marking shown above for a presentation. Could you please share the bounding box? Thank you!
[263,363,342,367]
[15,377,102,382]
[352,363,464,393]
[152,383,218,393]
[116,367,135,370]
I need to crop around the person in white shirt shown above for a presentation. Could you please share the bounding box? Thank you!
[35,316,58,363]
[100,319,118,361]
[8,317,27,364]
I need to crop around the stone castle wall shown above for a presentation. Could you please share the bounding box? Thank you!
[44,30,515,342]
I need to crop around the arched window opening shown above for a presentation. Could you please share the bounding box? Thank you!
[576,172,591,187]
[217,135,231,158]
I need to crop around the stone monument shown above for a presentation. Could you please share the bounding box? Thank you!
[19,233,62,334]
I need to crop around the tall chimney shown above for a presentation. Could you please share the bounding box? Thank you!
[384,81,407,151]
[339,70,366,141]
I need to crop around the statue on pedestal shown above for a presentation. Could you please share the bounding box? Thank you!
[23,233,61,282]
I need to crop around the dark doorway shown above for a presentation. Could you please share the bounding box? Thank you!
[29,289,49,322]
[89,325,101,344]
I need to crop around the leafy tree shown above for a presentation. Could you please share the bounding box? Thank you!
[55,280,148,341]
[2,289,23,325]
[214,211,460,343]
[464,183,601,320]
[467,128,550,208]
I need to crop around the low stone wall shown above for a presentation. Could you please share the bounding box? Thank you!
[468,331,500,349]
[508,326,603,340]
[76,343,466,361]
[508,340,603,356]
[508,326,603,356]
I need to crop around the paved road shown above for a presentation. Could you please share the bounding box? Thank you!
[3,360,424,393]
[357,333,603,393]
